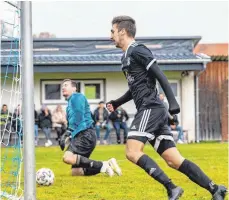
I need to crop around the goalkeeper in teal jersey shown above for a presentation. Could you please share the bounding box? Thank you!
[60,79,121,177]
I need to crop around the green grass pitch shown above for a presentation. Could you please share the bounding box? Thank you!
[1,143,228,200]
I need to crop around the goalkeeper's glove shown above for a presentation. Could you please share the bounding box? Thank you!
[60,130,71,151]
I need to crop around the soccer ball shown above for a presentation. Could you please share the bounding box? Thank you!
[36,168,54,186]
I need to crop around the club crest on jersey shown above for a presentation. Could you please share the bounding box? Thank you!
[123,69,134,83]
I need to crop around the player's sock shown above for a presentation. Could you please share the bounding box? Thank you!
[76,155,103,170]
[83,168,101,176]
[137,154,176,191]
[178,159,218,194]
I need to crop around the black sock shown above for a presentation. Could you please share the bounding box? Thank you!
[178,159,218,194]
[137,154,176,191]
[83,168,101,176]
[76,155,103,170]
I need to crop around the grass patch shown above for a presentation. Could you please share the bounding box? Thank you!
[1,143,228,200]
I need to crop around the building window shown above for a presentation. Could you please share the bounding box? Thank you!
[45,84,61,100]
[41,80,104,104]
[158,81,179,97]
[81,80,104,103]
[42,81,65,104]
[84,84,100,99]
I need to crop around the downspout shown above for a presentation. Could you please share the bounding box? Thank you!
[195,62,207,143]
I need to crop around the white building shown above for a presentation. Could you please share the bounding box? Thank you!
[1,37,210,142]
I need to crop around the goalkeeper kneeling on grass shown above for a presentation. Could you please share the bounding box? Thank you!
[60,79,121,177]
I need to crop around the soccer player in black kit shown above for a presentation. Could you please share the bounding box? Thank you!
[106,15,227,200]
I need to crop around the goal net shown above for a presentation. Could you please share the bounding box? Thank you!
[1,1,24,199]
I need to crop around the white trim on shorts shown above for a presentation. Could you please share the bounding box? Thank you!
[128,131,174,151]
[128,131,155,140]
[153,135,174,151]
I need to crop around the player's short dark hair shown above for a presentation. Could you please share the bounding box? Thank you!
[112,16,136,38]
[62,79,77,89]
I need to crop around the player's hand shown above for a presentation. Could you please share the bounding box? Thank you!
[106,103,114,112]
[106,100,118,112]
[60,130,71,151]
[169,102,180,115]
[169,114,179,125]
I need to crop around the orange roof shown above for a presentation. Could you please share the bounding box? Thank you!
[194,43,228,56]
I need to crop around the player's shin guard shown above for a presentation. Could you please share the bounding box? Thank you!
[76,155,103,170]
[83,168,101,176]
[178,159,218,194]
[137,154,176,191]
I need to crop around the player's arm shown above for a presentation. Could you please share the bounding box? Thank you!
[132,45,180,115]
[106,89,132,111]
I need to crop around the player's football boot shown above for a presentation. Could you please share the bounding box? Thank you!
[100,161,114,177]
[108,158,122,176]
[212,185,227,200]
[167,186,184,200]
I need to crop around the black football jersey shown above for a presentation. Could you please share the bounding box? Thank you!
[121,41,164,111]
